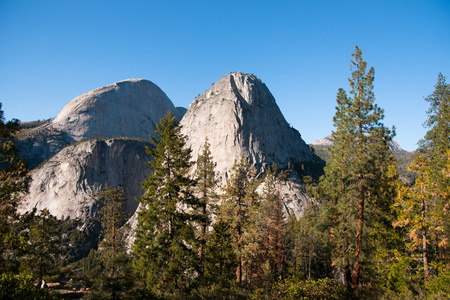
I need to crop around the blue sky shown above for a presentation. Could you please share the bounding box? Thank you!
[1,1,449,151]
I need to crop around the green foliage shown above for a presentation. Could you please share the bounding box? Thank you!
[85,183,133,299]
[219,156,259,284]
[203,220,237,291]
[286,202,333,281]
[194,138,219,277]
[317,46,398,289]
[17,209,62,287]
[272,277,350,300]
[0,103,31,273]
[0,273,59,300]
[133,111,200,296]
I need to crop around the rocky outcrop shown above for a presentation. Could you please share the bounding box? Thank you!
[17,79,179,169]
[310,134,334,147]
[180,72,323,181]
[19,138,152,221]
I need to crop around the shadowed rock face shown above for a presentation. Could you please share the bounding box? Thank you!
[17,79,180,169]
[19,139,152,221]
[180,72,321,181]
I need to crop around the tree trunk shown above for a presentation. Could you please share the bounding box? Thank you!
[237,223,242,283]
[198,201,206,276]
[352,184,364,290]
[421,186,429,280]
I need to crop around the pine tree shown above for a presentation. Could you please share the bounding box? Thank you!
[0,104,30,273]
[133,111,200,297]
[318,46,396,289]
[194,138,219,277]
[204,220,236,288]
[219,156,258,284]
[93,183,132,299]
[19,209,62,288]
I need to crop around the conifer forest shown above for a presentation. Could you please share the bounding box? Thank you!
[1,47,449,299]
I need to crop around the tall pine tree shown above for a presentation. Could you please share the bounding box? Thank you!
[194,138,219,278]
[91,183,132,299]
[0,104,30,273]
[133,111,200,297]
[319,46,396,289]
[219,156,258,285]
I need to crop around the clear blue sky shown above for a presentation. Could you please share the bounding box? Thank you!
[1,0,449,151]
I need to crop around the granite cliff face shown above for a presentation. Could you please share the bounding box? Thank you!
[17,79,180,169]
[19,138,152,221]
[180,72,323,181]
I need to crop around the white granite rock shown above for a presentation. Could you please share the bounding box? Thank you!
[19,138,152,221]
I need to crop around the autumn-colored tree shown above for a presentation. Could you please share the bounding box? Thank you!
[393,74,450,286]
[251,165,288,292]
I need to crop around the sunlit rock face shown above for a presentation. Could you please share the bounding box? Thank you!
[52,78,180,141]
[19,138,152,222]
[18,79,179,169]
[179,72,321,182]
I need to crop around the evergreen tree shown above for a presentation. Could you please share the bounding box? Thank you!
[194,138,219,277]
[133,111,200,297]
[318,46,397,289]
[19,209,62,288]
[0,104,30,273]
[203,220,236,288]
[287,202,333,281]
[91,183,132,299]
[219,156,258,285]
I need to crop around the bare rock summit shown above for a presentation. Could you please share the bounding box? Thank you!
[18,79,179,169]
[180,72,323,181]
[52,79,180,141]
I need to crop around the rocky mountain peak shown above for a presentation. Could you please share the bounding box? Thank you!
[17,79,180,169]
[51,79,180,142]
[180,72,323,181]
